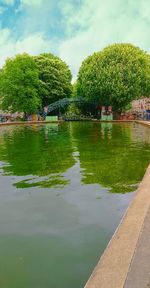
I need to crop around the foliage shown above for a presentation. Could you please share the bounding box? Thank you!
[0,53,41,115]
[66,103,80,117]
[70,82,97,117]
[71,82,78,98]
[34,53,72,106]
[77,44,150,111]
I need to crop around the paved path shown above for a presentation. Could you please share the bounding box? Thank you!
[84,165,150,288]
[125,207,150,288]
[136,120,150,127]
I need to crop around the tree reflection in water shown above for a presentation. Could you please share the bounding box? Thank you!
[0,122,150,193]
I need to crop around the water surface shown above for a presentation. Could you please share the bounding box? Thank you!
[0,122,150,288]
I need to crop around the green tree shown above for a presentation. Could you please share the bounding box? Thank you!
[77,43,150,111]
[34,53,72,106]
[0,53,41,116]
[71,82,78,99]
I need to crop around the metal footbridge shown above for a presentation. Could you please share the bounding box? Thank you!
[43,97,89,116]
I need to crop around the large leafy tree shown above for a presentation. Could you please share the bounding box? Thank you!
[34,53,72,106]
[77,44,150,111]
[0,53,41,115]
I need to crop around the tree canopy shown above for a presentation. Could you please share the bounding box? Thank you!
[0,52,72,115]
[34,53,72,106]
[0,53,41,115]
[77,43,150,111]
[0,44,149,115]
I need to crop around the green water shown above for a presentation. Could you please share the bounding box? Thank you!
[0,122,150,288]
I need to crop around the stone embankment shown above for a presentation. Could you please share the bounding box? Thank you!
[0,120,63,126]
[0,119,134,126]
[135,120,150,128]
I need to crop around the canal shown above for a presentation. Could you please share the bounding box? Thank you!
[0,122,150,288]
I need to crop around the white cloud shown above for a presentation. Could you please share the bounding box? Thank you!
[1,0,14,5]
[0,29,52,67]
[20,0,42,7]
[0,6,6,13]
[58,0,150,80]
[16,0,54,37]
[0,0,149,81]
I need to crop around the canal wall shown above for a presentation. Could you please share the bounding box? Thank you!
[84,164,150,288]
[0,119,135,126]
[135,120,150,128]
[1,120,149,127]
[0,120,63,126]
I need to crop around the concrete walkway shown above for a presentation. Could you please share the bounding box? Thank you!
[125,207,150,288]
[84,165,150,288]
[0,120,63,126]
[135,120,150,127]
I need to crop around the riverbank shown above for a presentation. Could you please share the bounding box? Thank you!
[84,122,150,288]
[0,119,135,126]
[135,120,150,127]
[0,120,64,126]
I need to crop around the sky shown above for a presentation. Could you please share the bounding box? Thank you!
[0,0,149,80]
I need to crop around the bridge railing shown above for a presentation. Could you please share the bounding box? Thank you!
[41,98,68,117]
[43,97,91,116]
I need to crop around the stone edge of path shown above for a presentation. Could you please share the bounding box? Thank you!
[135,120,150,127]
[0,120,135,126]
[84,163,150,287]
[0,120,64,126]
